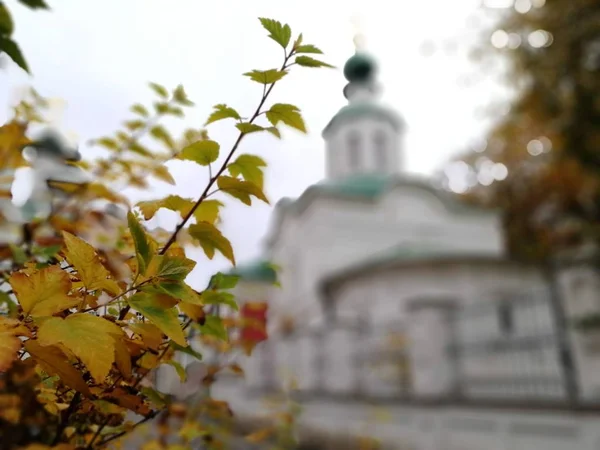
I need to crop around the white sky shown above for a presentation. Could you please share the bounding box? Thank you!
[1,0,506,288]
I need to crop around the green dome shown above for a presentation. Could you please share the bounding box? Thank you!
[343,52,377,83]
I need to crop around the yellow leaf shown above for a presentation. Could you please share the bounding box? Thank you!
[62,232,121,295]
[9,266,79,317]
[129,322,164,350]
[114,338,133,380]
[178,140,220,166]
[137,195,193,221]
[217,175,269,206]
[0,121,30,169]
[227,154,267,189]
[0,394,21,424]
[0,317,30,371]
[179,302,205,322]
[245,427,274,443]
[128,293,186,346]
[24,340,91,397]
[153,165,176,185]
[193,199,223,224]
[188,221,235,264]
[37,314,124,383]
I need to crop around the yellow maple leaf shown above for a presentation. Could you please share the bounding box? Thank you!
[0,121,30,169]
[0,317,31,371]
[9,266,79,317]
[61,232,121,295]
[37,313,124,383]
[129,322,164,350]
[24,340,91,397]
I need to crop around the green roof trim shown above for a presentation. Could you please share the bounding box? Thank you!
[266,174,498,248]
[322,102,402,137]
[229,259,277,283]
[315,173,389,198]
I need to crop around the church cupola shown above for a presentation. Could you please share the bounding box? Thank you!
[322,46,404,180]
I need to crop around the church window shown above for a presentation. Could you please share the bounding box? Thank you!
[374,130,387,169]
[347,132,361,170]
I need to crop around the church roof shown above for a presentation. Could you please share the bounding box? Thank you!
[299,173,495,214]
[229,259,277,284]
[265,173,496,248]
[322,102,403,137]
[320,244,507,294]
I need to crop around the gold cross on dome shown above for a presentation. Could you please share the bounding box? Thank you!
[350,14,366,51]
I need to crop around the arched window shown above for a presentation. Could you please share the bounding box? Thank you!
[373,130,387,170]
[347,131,361,170]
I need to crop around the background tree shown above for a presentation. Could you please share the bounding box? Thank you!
[0,17,332,449]
[440,0,600,261]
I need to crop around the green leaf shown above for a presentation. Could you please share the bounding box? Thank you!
[258,18,292,49]
[136,196,223,225]
[292,33,303,50]
[17,0,49,9]
[141,386,168,408]
[170,341,203,361]
[266,127,281,139]
[94,137,119,150]
[108,307,119,316]
[130,103,149,118]
[188,222,235,265]
[153,255,196,281]
[150,125,175,150]
[0,37,29,73]
[194,199,223,225]
[265,103,306,133]
[236,123,264,134]
[149,82,169,99]
[227,154,267,189]
[295,44,323,54]
[208,272,239,290]
[243,69,288,85]
[124,119,145,131]
[178,140,220,166]
[173,85,194,106]
[154,101,170,114]
[201,290,238,311]
[9,244,27,265]
[144,281,202,305]
[205,104,241,126]
[0,291,17,317]
[200,315,228,341]
[217,175,269,206]
[127,212,153,275]
[128,142,152,157]
[165,360,187,382]
[127,293,186,346]
[0,4,14,35]
[137,195,194,221]
[294,55,334,68]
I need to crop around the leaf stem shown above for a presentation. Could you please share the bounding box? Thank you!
[160,54,293,255]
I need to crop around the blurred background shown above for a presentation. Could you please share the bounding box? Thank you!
[2,0,600,449]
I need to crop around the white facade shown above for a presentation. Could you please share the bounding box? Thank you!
[163,49,600,449]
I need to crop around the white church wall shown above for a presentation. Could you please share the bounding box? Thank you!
[379,186,503,255]
[557,264,600,401]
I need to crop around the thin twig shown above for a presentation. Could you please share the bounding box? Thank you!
[159,55,293,255]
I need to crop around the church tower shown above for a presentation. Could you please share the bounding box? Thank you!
[322,48,404,180]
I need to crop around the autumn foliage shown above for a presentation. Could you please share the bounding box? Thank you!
[0,16,330,449]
